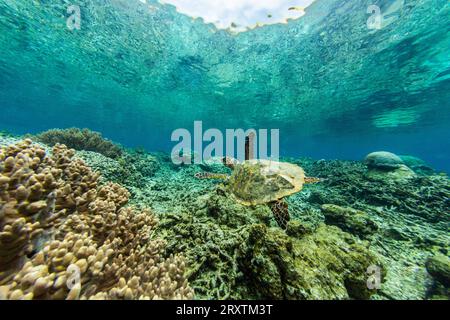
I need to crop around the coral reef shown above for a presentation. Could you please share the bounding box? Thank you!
[0,130,14,138]
[75,150,132,186]
[74,148,160,194]
[33,128,123,159]
[0,140,193,300]
[288,158,449,299]
[131,154,448,300]
[303,159,449,224]
[155,184,384,300]
[3,135,447,300]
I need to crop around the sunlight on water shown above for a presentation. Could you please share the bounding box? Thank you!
[372,108,420,128]
[159,0,314,31]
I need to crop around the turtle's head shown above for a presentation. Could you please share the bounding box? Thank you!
[195,172,229,180]
[222,156,239,170]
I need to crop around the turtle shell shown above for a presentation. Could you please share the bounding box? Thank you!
[227,159,305,206]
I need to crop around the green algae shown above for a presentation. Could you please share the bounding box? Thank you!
[239,223,384,300]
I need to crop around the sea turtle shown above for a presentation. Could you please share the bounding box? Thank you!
[195,157,321,229]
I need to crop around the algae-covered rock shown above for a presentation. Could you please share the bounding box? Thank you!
[206,185,273,228]
[426,254,450,287]
[366,164,416,182]
[285,220,314,238]
[383,227,410,241]
[364,151,416,182]
[238,224,385,300]
[321,204,378,238]
[158,186,385,300]
[76,150,129,183]
[365,151,404,170]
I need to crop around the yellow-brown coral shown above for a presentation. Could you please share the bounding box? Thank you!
[0,140,193,300]
[33,128,123,159]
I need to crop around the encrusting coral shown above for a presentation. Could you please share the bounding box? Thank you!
[0,139,193,300]
[157,186,385,300]
[33,128,123,159]
[321,204,379,239]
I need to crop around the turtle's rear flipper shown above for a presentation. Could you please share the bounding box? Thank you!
[269,199,290,230]
[195,172,229,180]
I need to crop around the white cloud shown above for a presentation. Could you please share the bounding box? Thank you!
[158,0,315,31]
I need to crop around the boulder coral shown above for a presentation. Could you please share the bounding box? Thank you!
[364,151,416,182]
[0,139,193,300]
[364,151,404,170]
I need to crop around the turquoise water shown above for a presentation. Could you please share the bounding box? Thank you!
[0,0,449,171]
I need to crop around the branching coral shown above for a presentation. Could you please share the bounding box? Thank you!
[33,128,123,159]
[0,140,193,300]
[304,159,450,224]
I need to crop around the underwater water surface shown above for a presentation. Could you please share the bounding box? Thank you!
[0,0,449,302]
[0,0,449,171]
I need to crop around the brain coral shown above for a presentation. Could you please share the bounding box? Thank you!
[0,139,193,300]
[364,151,404,170]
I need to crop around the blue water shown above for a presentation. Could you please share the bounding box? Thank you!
[0,0,449,171]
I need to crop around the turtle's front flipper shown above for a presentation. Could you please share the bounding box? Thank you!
[195,172,229,180]
[269,199,290,230]
[304,177,323,184]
